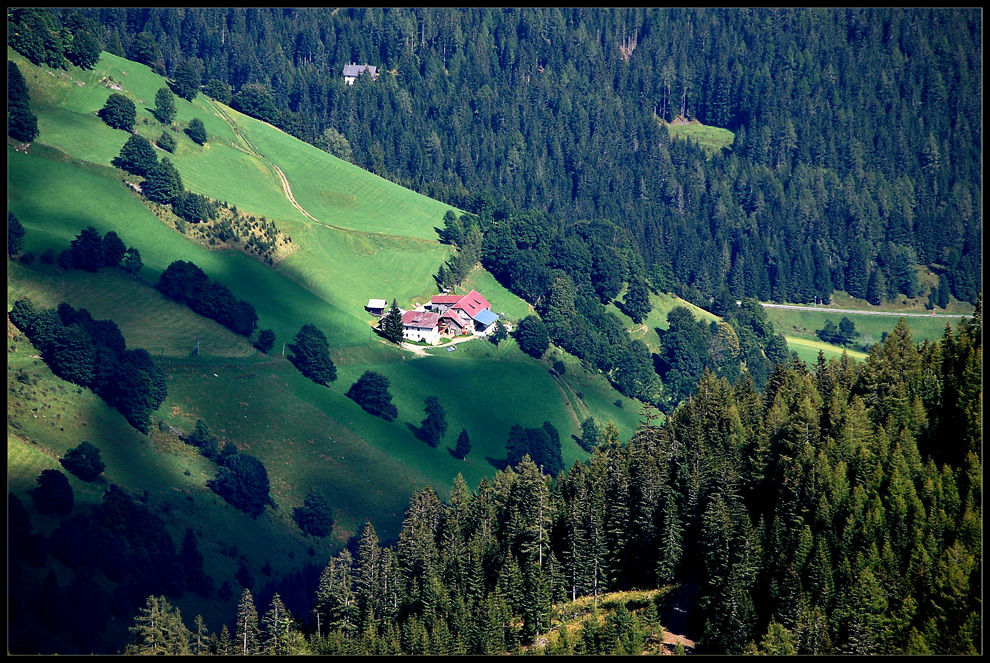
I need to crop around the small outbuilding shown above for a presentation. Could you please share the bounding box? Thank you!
[366,299,388,316]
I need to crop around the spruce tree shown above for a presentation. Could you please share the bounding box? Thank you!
[453,429,471,460]
[380,299,405,343]
[420,396,447,447]
[288,324,337,385]
[126,595,191,655]
[142,157,183,205]
[235,588,261,655]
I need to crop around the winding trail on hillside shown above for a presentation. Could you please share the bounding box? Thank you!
[273,162,322,224]
[758,302,971,318]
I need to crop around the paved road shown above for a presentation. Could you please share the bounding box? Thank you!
[757,302,971,318]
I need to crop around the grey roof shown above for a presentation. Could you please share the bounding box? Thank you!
[343,64,377,77]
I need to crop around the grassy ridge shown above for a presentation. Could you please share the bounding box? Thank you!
[8,48,645,565]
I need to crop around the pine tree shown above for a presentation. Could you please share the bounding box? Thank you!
[288,324,337,385]
[7,61,39,142]
[235,588,261,655]
[380,299,405,343]
[126,595,192,655]
[261,593,295,655]
[315,551,357,636]
[8,212,26,257]
[420,396,448,447]
[452,428,472,460]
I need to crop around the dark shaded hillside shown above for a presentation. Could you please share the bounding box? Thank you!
[35,7,982,309]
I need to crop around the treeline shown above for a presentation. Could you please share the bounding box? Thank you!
[441,208,788,408]
[19,7,980,309]
[108,304,981,655]
[157,260,259,338]
[9,298,166,432]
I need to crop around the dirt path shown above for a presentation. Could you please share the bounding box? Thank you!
[272,163,322,224]
[397,334,481,357]
[759,302,971,318]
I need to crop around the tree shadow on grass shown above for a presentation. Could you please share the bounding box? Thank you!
[405,422,436,446]
[485,457,511,471]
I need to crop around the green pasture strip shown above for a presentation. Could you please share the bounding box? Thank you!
[235,107,456,240]
[764,305,957,349]
[785,334,867,366]
[6,145,370,351]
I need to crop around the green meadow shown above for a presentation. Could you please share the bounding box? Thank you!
[7,44,652,606]
[662,118,735,155]
[763,304,964,353]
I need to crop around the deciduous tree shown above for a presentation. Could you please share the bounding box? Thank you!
[99,93,136,131]
[59,441,105,481]
[153,87,176,124]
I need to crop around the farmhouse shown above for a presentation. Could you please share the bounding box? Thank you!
[427,290,501,336]
[401,310,441,345]
[343,63,378,85]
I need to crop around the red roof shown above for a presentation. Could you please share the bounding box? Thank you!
[430,295,462,305]
[451,290,491,318]
[401,311,440,328]
[441,311,466,328]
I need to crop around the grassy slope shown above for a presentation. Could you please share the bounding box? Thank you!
[7,48,643,576]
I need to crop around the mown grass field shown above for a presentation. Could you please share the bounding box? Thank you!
[7,45,649,624]
[763,303,964,352]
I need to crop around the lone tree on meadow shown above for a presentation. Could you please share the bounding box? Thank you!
[153,87,176,124]
[452,428,471,460]
[254,329,276,355]
[99,92,136,131]
[420,396,448,447]
[379,299,405,344]
[346,371,397,421]
[186,118,207,145]
[293,489,334,538]
[157,130,176,153]
[288,324,337,385]
[59,441,106,481]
